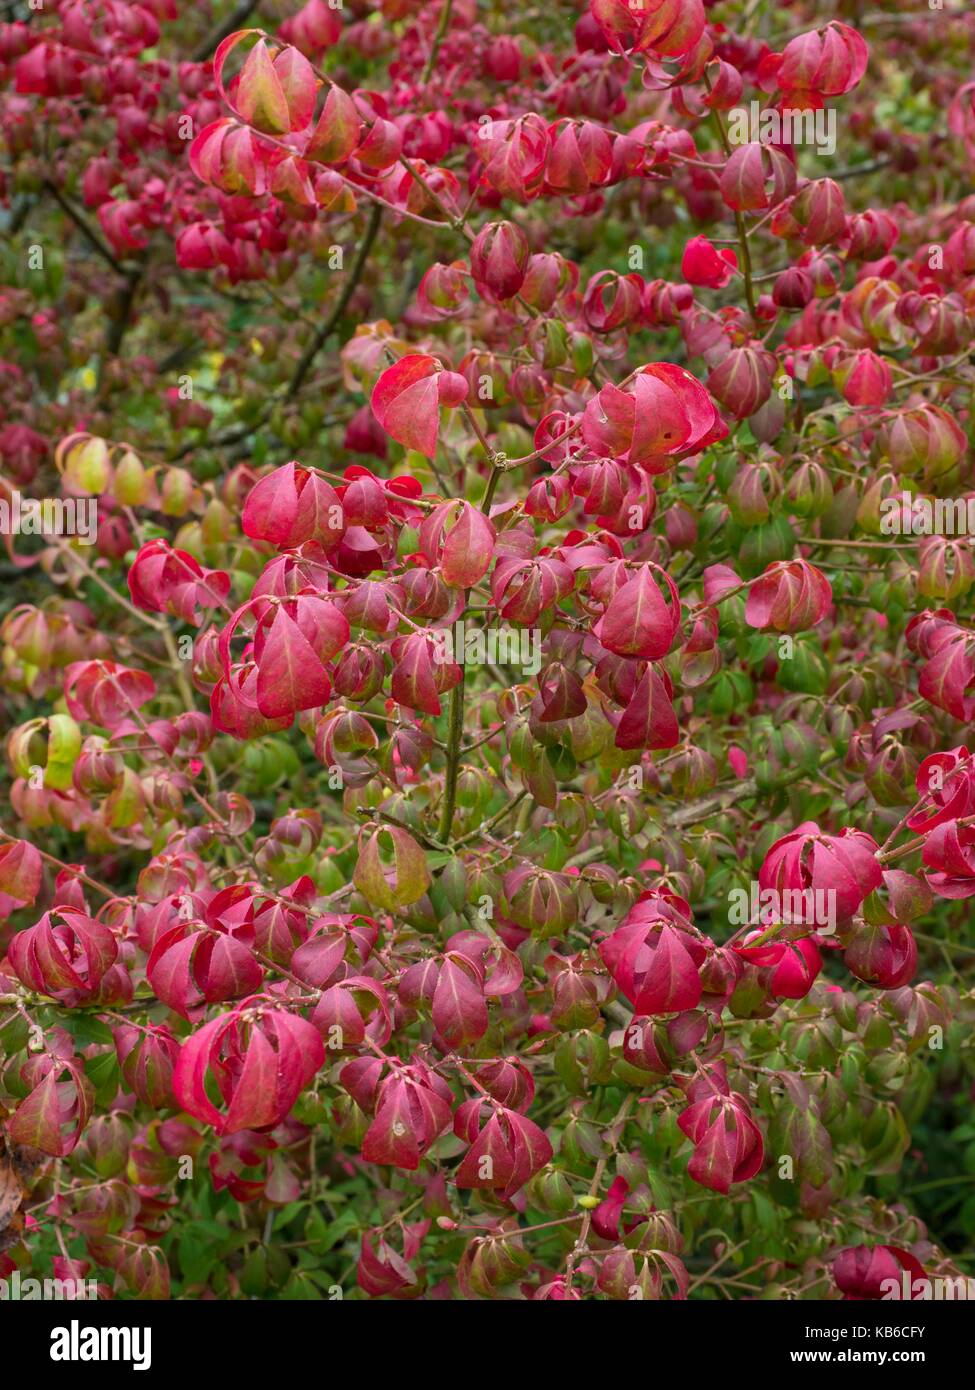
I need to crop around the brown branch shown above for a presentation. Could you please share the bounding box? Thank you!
[422,0,454,83]
[285,200,383,400]
[42,180,130,277]
[105,268,143,363]
[167,199,380,460]
[192,0,261,64]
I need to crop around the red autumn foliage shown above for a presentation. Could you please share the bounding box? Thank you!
[0,0,972,1317]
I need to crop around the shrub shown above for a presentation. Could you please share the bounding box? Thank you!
[0,0,973,1303]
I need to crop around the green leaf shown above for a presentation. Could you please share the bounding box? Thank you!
[64,1015,115,1048]
[84,1051,119,1106]
[178,1230,214,1286]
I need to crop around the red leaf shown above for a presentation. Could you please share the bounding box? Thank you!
[361,1074,452,1170]
[173,1009,324,1135]
[454,1106,552,1197]
[255,605,331,719]
[745,561,832,633]
[371,355,464,459]
[441,502,496,588]
[432,956,488,1050]
[632,925,703,1014]
[595,564,680,660]
[0,839,42,907]
[614,665,680,751]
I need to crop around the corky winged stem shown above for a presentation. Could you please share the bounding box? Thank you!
[704,73,757,320]
[438,408,507,843]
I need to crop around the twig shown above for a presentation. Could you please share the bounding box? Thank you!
[830,158,897,182]
[0,828,117,899]
[704,82,756,318]
[453,790,527,848]
[192,0,261,64]
[105,268,143,364]
[42,180,130,277]
[286,201,382,400]
[438,668,466,843]
[564,1094,634,1292]
[422,0,454,84]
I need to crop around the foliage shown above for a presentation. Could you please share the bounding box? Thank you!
[1,0,974,1302]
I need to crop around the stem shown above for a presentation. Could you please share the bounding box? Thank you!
[192,0,261,63]
[356,804,451,853]
[564,1093,634,1292]
[161,624,197,712]
[459,401,496,464]
[453,790,527,848]
[42,181,130,277]
[687,1241,749,1295]
[0,828,116,899]
[422,0,454,83]
[104,269,143,364]
[798,536,917,551]
[705,88,757,319]
[431,400,510,846]
[904,1175,975,1194]
[438,665,466,843]
[830,158,897,181]
[286,201,382,400]
[47,535,167,631]
[668,748,841,831]
[912,931,975,958]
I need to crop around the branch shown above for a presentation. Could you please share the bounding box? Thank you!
[169,203,381,459]
[105,268,143,362]
[285,200,383,400]
[830,158,897,182]
[666,744,845,832]
[42,180,130,277]
[668,779,758,830]
[564,1094,634,1292]
[0,828,116,900]
[437,417,510,844]
[192,0,261,63]
[156,340,208,376]
[438,668,466,844]
[422,0,454,83]
[705,80,757,319]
